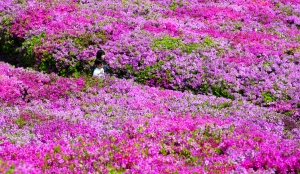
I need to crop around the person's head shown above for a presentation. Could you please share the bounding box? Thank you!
[96,49,105,60]
[94,59,104,69]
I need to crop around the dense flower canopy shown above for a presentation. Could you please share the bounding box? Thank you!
[0,0,300,173]
[1,0,300,115]
[0,62,299,173]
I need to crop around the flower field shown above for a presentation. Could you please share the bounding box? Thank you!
[0,0,300,173]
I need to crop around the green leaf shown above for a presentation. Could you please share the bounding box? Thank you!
[54,145,61,153]
[262,91,274,103]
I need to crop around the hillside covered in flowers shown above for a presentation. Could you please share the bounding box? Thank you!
[0,0,300,173]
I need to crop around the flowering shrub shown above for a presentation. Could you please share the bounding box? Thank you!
[0,62,299,173]
[1,0,299,116]
[0,0,300,172]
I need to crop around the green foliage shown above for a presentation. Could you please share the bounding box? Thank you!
[263,61,273,67]
[58,61,86,77]
[24,33,45,55]
[121,0,127,6]
[39,54,56,73]
[108,167,125,174]
[179,148,192,158]
[203,37,214,46]
[17,0,26,4]
[238,89,245,96]
[5,164,15,174]
[234,22,243,31]
[73,34,94,49]
[170,2,177,10]
[133,60,165,84]
[0,15,13,28]
[211,101,233,110]
[126,64,133,73]
[183,37,215,54]
[199,83,209,93]
[165,69,173,82]
[20,33,47,67]
[211,84,234,100]
[42,153,51,171]
[95,31,108,43]
[214,148,224,155]
[0,37,15,55]
[73,31,107,49]
[159,145,169,156]
[134,66,155,84]
[296,35,300,42]
[0,16,21,63]
[262,91,274,103]
[152,36,183,50]
[195,82,234,100]
[81,76,105,92]
[280,5,294,16]
[36,49,91,77]
[151,36,216,55]
[0,160,13,174]
[169,0,183,10]
[182,43,201,54]
[14,117,27,128]
[53,145,61,153]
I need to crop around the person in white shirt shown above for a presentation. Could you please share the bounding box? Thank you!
[93,59,105,78]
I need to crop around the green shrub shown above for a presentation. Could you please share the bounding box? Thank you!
[262,91,274,103]
[151,36,216,54]
[151,36,183,50]
[133,60,165,84]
